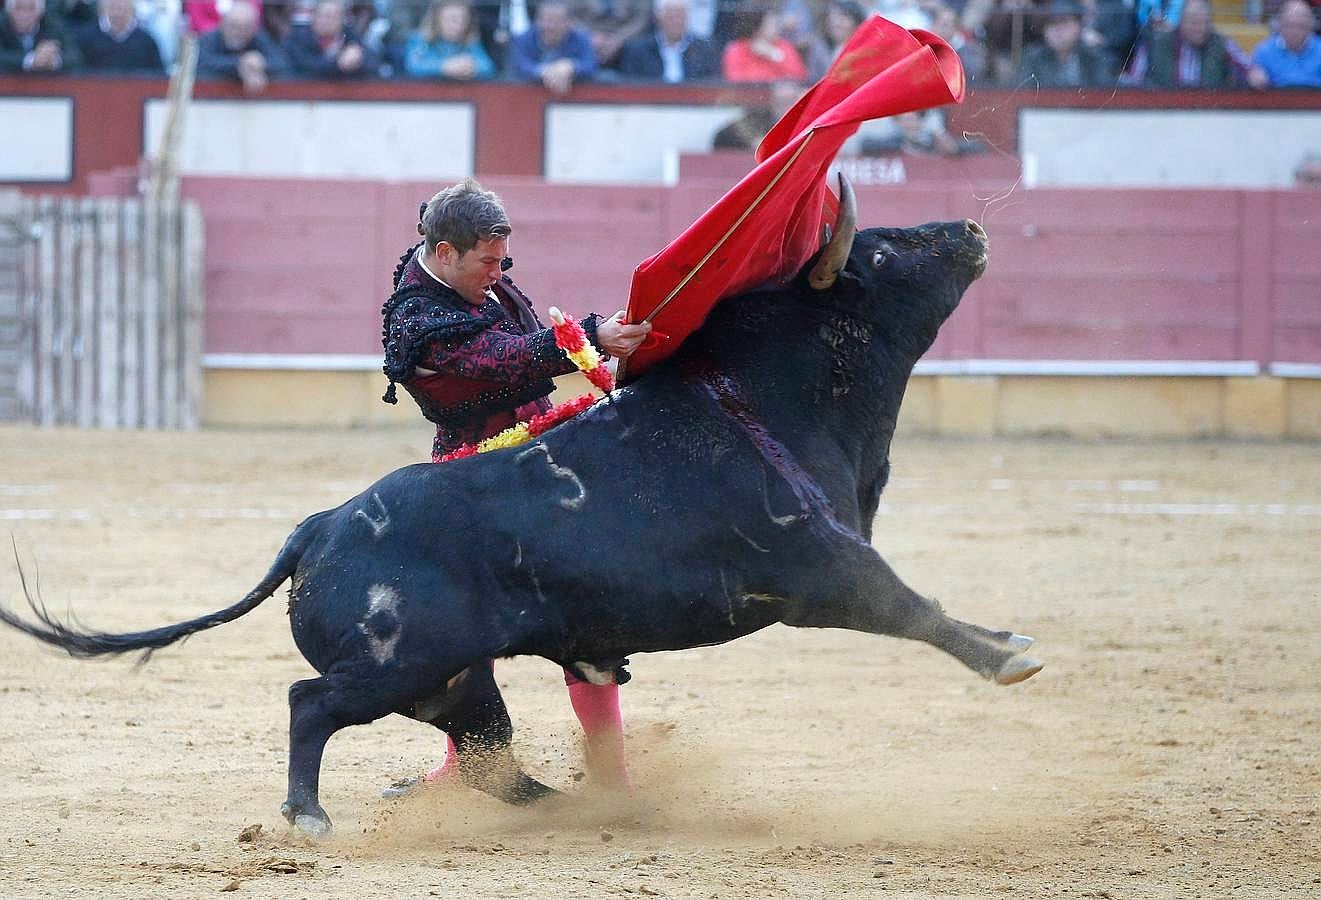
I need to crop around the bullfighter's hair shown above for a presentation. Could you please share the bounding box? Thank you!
[420,178,512,256]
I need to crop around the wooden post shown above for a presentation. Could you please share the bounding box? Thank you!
[121,198,142,428]
[148,35,197,209]
[14,197,34,421]
[158,202,180,430]
[180,201,204,430]
[35,197,56,426]
[96,197,123,428]
[55,197,78,424]
[76,197,97,426]
[140,198,161,428]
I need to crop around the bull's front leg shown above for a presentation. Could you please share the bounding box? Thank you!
[775,541,1043,685]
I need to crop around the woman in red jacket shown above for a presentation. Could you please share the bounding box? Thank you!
[722,0,808,82]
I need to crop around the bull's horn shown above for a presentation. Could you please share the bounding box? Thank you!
[808,174,857,290]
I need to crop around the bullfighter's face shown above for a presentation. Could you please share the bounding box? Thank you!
[438,236,509,305]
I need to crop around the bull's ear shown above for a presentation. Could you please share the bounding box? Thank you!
[808,174,857,291]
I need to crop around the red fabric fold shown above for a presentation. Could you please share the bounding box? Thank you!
[621,17,965,380]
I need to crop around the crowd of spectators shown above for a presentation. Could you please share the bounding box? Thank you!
[3,0,1319,90]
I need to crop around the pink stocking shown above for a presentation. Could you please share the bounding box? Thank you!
[564,669,629,788]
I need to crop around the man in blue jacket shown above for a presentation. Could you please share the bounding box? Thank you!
[509,0,596,94]
[1248,0,1321,88]
[283,0,378,80]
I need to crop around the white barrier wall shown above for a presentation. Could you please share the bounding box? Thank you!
[0,98,73,182]
[1021,109,1321,188]
[545,102,743,184]
[143,99,475,179]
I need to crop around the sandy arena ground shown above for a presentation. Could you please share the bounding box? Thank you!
[0,424,1318,898]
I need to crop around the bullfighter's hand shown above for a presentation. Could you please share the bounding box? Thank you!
[596,311,652,359]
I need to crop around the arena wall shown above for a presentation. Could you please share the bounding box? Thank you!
[4,77,1320,437]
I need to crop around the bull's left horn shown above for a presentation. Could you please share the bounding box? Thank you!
[808,174,857,290]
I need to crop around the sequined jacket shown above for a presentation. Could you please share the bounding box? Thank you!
[381,244,604,460]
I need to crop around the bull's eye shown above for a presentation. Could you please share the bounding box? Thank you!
[871,249,890,268]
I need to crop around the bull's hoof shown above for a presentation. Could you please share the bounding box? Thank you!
[994,655,1043,685]
[294,814,332,839]
[1005,633,1035,653]
[280,801,332,839]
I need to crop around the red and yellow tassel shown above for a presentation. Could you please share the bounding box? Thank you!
[437,310,612,463]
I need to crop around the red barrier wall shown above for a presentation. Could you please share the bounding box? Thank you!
[5,75,1319,194]
[178,175,1321,367]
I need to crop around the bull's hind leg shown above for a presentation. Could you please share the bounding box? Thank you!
[282,672,403,837]
[779,542,1042,684]
[417,662,557,805]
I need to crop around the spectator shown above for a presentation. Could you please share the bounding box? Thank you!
[617,0,720,81]
[509,0,596,94]
[185,0,262,35]
[930,2,989,83]
[403,0,495,80]
[874,0,933,30]
[1125,0,1250,86]
[1,0,82,71]
[859,109,984,156]
[1248,0,1321,87]
[284,0,378,77]
[1085,0,1139,67]
[721,0,808,82]
[76,0,164,71]
[779,0,829,78]
[984,0,1048,81]
[135,0,183,67]
[712,78,804,149]
[1135,0,1183,33]
[795,0,865,80]
[1017,0,1115,86]
[573,0,649,71]
[197,0,290,93]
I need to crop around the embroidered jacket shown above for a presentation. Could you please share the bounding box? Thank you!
[381,243,604,459]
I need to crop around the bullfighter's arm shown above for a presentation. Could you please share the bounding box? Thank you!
[420,325,589,385]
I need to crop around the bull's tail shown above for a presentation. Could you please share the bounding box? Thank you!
[2,513,325,664]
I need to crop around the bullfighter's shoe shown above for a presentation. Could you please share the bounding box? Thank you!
[380,736,459,798]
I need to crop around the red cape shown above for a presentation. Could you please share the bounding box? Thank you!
[621,16,965,381]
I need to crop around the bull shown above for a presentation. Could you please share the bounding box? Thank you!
[0,180,1042,838]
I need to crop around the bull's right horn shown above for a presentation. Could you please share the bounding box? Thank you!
[808,174,857,290]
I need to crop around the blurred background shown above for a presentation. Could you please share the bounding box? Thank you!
[1,0,1318,437]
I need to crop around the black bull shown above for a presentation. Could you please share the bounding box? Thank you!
[0,194,1043,837]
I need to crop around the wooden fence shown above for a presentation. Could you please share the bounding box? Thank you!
[0,193,204,429]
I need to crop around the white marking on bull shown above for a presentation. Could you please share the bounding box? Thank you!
[732,526,770,553]
[528,571,548,605]
[573,662,614,685]
[739,593,784,604]
[353,492,390,538]
[764,490,800,527]
[760,467,802,527]
[358,583,403,664]
[513,541,523,567]
[516,443,586,511]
